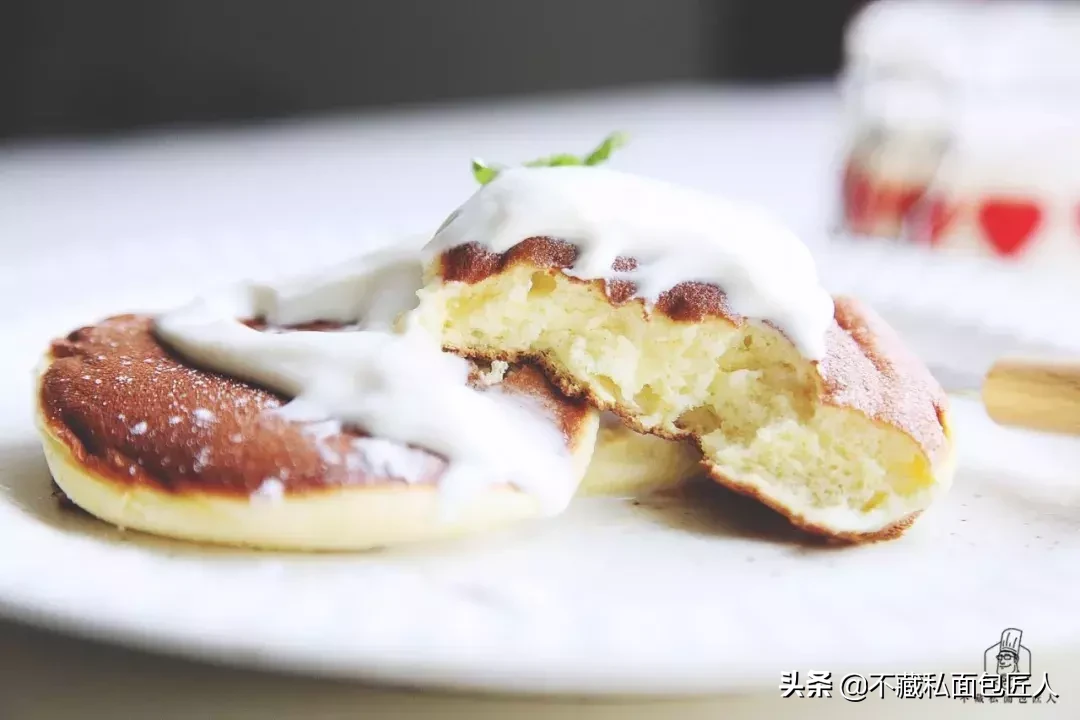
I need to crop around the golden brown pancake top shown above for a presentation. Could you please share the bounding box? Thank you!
[821,296,949,462]
[40,315,590,497]
[437,238,949,463]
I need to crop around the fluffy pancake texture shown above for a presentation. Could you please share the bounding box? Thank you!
[412,238,955,541]
[36,315,598,550]
[578,414,703,497]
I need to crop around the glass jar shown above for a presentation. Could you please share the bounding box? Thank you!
[838,0,1080,272]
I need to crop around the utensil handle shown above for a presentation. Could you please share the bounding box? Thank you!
[982,359,1080,436]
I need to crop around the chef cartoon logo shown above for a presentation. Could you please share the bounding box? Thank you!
[984,628,1031,676]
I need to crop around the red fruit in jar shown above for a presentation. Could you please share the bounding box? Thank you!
[927,198,958,246]
[876,184,924,235]
[843,164,873,231]
[977,198,1042,257]
[904,194,956,247]
[896,187,925,221]
[874,184,899,223]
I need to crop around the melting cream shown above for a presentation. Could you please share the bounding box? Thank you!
[423,166,834,359]
[154,251,576,517]
[248,248,423,330]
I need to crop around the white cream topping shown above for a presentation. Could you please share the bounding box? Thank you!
[154,251,575,518]
[154,168,830,517]
[423,166,834,359]
[248,248,423,330]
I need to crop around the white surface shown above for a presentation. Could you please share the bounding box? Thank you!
[1,84,1080,706]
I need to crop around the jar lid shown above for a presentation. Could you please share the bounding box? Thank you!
[846,0,1080,89]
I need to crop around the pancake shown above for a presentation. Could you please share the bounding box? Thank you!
[36,315,599,550]
[578,414,703,497]
[413,235,955,541]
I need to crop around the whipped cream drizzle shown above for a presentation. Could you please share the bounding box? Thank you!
[248,249,424,330]
[154,250,574,517]
[424,166,834,359]
[155,166,832,516]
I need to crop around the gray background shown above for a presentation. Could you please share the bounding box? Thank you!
[0,0,863,140]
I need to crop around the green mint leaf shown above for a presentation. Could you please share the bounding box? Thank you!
[471,158,501,185]
[584,131,629,166]
[524,153,584,168]
[472,132,628,185]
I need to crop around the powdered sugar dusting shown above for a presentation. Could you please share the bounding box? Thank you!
[193,408,216,427]
[251,477,285,503]
[193,446,212,473]
[129,421,148,436]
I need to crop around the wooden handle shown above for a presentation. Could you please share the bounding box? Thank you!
[982,359,1080,436]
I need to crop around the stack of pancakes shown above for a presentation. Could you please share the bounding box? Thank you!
[413,238,953,541]
[37,316,700,550]
[36,167,954,551]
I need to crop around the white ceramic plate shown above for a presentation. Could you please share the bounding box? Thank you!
[4,230,1080,695]
[3,387,1080,696]
[5,90,1080,696]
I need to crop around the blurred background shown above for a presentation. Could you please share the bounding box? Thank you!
[2,0,1080,368]
[5,0,1080,384]
[0,0,864,141]
[4,2,1080,715]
